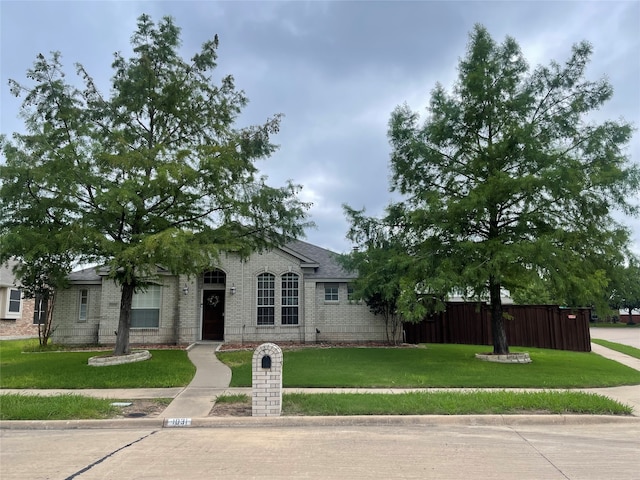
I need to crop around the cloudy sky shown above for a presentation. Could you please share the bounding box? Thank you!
[1,1,639,254]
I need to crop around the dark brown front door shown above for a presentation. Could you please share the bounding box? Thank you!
[202,290,225,340]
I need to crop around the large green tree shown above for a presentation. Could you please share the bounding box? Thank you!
[349,25,639,354]
[608,260,640,325]
[0,14,311,355]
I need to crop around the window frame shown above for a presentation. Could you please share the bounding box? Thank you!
[33,296,45,325]
[203,269,226,286]
[257,273,275,326]
[8,288,21,314]
[324,283,339,302]
[281,272,299,325]
[130,284,161,329]
[78,289,89,323]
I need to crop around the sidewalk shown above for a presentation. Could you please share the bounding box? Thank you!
[1,341,639,424]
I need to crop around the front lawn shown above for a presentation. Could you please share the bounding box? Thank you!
[217,344,640,388]
[0,339,195,388]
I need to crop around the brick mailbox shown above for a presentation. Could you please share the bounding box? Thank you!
[252,343,283,417]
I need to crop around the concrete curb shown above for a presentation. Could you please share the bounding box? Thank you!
[2,414,639,430]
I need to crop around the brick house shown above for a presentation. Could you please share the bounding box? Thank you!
[51,240,390,346]
[0,260,37,338]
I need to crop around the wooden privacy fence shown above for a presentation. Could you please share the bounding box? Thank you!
[403,303,592,352]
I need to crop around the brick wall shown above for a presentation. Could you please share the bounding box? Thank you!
[52,286,102,344]
[0,297,37,337]
[312,282,392,343]
[48,248,398,346]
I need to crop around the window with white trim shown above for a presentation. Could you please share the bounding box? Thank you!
[324,283,339,302]
[281,273,299,325]
[257,273,275,325]
[78,289,88,322]
[8,289,21,313]
[131,285,161,328]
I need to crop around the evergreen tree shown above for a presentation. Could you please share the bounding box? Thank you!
[348,25,638,354]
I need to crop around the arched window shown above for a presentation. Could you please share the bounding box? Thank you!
[203,269,226,286]
[257,273,275,325]
[281,273,299,325]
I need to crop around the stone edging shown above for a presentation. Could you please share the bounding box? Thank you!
[88,350,152,367]
[475,352,532,364]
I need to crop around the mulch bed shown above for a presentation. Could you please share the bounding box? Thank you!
[218,341,416,352]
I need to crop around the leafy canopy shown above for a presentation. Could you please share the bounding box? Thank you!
[1,14,312,284]
[345,24,639,353]
[1,14,312,353]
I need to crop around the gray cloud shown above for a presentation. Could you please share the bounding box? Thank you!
[2,1,638,253]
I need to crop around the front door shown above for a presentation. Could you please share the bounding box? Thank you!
[202,290,225,340]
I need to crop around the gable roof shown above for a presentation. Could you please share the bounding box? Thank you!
[0,259,20,287]
[284,239,355,280]
[67,239,356,283]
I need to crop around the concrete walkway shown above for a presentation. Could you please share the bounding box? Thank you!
[159,342,231,418]
[2,336,640,421]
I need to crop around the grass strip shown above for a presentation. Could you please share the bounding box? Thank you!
[592,339,640,360]
[0,394,118,420]
[216,391,631,416]
[218,344,640,388]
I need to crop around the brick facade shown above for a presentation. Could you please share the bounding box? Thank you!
[0,297,37,338]
[51,241,395,346]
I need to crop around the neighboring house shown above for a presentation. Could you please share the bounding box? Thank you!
[617,310,639,324]
[0,260,37,337]
[51,240,390,346]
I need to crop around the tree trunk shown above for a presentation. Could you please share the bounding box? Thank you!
[489,276,509,354]
[114,282,135,356]
[41,294,55,346]
[36,294,55,347]
[628,307,636,326]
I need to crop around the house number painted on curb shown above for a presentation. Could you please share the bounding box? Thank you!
[166,418,192,427]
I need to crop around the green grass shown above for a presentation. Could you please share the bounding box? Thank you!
[0,339,196,388]
[0,394,118,420]
[217,344,640,388]
[216,391,632,416]
[592,339,640,360]
[215,393,250,404]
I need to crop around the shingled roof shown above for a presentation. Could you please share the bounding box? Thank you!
[67,266,104,283]
[67,240,356,283]
[284,239,356,280]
